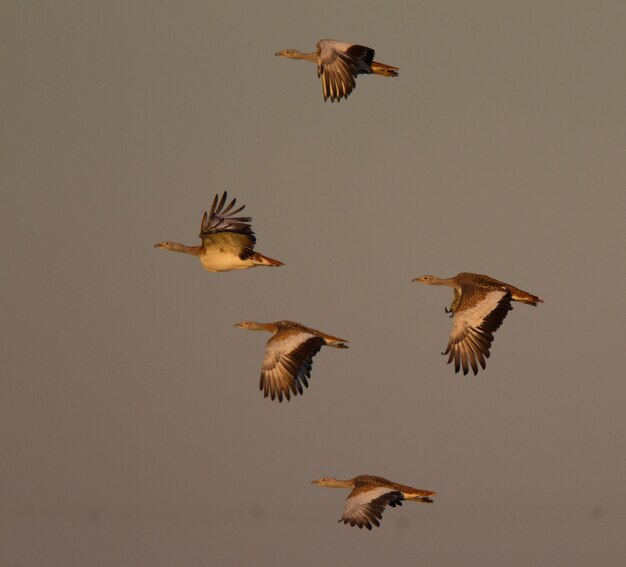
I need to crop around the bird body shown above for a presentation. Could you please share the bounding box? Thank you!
[312,475,436,530]
[275,39,399,102]
[154,192,283,272]
[198,247,279,272]
[234,320,348,402]
[413,272,543,375]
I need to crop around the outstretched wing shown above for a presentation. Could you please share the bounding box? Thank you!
[260,333,325,402]
[341,487,404,530]
[199,192,256,259]
[444,287,513,375]
[317,40,373,102]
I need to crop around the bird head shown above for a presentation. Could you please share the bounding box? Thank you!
[234,321,265,331]
[275,49,299,59]
[311,477,336,486]
[412,275,436,285]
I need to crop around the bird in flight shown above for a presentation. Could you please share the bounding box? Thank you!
[275,39,399,102]
[312,475,436,530]
[154,192,283,272]
[412,272,543,375]
[234,320,348,402]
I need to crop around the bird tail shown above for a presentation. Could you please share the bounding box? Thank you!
[251,252,284,267]
[323,335,349,349]
[414,496,435,503]
[506,286,543,306]
[371,61,399,77]
[405,490,437,503]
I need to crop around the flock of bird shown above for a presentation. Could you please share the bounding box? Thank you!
[154,39,543,530]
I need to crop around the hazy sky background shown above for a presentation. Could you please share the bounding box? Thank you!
[2,1,625,565]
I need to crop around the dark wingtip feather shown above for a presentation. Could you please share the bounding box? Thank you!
[208,193,219,218]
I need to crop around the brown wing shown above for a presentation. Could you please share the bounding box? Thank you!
[457,273,543,307]
[260,333,325,402]
[341,487,404,530]
[356,475,437,502]
[444,287,513,375]
[317,40,372,102]
[199,192,256,259]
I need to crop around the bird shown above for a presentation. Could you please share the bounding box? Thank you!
[154,192,283,272]
[234,320,348,402]
[412,273,543,375]
[311,475,436,530]
[275,39,399,102]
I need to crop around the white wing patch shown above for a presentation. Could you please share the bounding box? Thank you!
[450,289,507,342]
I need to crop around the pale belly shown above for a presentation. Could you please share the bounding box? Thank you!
[199,250,253,272]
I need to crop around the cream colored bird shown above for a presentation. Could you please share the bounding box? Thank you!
[234,320,348,402]
[413,272,543,375]
[154,192,283,272]
[312,475,436,530]
[275,39,399,102]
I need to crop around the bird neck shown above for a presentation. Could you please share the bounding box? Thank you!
[432,276,457,287]
[329,478,355,489]
[168,242,203,256]
[247,322,276,332]
[295,50,318,63]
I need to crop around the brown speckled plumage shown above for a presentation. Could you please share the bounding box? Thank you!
[453,273,543,306]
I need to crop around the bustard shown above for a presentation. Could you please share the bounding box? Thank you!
[312,475,436,530]
[275,39,399,102]
[413,272,543,375]
[154,192,283,272]
[234,320,348,402]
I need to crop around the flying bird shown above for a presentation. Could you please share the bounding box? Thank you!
[311,475,436,530]
[412,273,543,375]
[154,192,283,272]
[234,320,348,402]
[275,39,399,102]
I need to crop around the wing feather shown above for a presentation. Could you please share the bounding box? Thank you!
[341,487,404,530]
[199,192,256,258]
[318,42,361,102]
[444,288,513,375]
[260,334,325,402]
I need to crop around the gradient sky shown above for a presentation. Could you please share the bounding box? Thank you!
[3,1,626,565]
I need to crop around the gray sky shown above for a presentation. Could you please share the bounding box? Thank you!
[2,1,626,565]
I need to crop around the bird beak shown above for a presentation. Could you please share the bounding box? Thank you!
[411,277,419,282]
[154,242,163,248]
[311,479,320,485]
